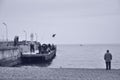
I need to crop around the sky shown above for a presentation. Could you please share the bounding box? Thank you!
[0,0,120,44]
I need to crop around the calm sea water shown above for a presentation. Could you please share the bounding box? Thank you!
[20,44,120,69]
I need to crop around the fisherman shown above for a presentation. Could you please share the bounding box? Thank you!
[41,44,46,54]
[32,44,35,52]
[14,36,19,46]
[30,43,35,53]
[30,43,33,53]
[38,43,41,54]
[104,50,112,70]
[46,44,51,53]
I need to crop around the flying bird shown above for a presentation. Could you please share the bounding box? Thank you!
[52,34,56,37]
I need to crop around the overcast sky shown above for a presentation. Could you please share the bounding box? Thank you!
[0,0,120,44]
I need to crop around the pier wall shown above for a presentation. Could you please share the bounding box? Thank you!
[0,44,30,67]
[0,47,21,66]
[0,41,39,66]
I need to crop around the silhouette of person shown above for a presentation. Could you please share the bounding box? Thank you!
[38,43,41,54]
[14,36,19,46]
[104,50,112,70]
[30,43,34,53]
[32,44,35,52]
[30,43,33,53]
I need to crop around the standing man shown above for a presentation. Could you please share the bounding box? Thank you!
[104,50,112,70]
[38,43,41,54]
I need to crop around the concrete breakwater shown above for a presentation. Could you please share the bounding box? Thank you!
[0,45,30,67]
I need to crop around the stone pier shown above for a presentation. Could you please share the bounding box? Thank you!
[0,47,21,66]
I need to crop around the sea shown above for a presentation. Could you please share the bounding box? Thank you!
[20,44,120,69]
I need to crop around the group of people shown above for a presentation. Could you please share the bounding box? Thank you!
[30,42,56,54]
[38,43,56,54]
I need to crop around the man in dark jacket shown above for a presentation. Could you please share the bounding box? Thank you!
[104,50,112,70]
[38,43,41,54]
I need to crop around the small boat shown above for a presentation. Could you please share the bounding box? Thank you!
[21,49,56,63]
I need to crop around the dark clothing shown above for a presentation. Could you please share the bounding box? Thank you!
[104,52,112,70]
[41,44,48,54]
[104,53,112,62]
[106,62,111,70]
[38,44,41,54]
[30,44,35,53]
[14,36,19,46]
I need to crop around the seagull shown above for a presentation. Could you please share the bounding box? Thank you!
[52,34,56,37]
